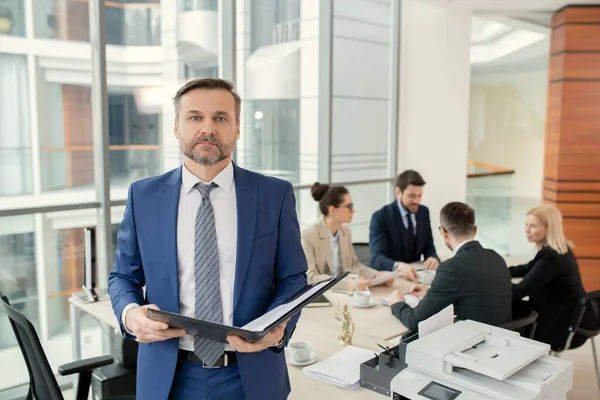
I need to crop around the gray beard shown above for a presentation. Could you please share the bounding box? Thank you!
[189,152,224,166]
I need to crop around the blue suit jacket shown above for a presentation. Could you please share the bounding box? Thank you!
[108,164,308,400]
[368,202,438,271]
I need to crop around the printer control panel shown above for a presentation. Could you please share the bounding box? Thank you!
[417,381,461,400]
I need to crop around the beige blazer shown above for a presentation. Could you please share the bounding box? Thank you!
[301,218,378,285]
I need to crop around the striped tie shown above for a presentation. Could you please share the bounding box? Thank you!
[193,182,224,366]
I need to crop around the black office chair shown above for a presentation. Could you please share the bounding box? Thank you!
[553,290,600,393]
[352,242,370,265]
[499,310,538,339]
[0,292,133,400]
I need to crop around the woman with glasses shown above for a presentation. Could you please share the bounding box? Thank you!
[302,182,395,290]
[511,204,594,349]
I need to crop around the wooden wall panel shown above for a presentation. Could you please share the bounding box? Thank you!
[543,179,600,192]
[564,25,600,52]
[550,25,566,54]
[556,7,600,24]
[543,83,562,180]
[550,53,600,81]
[578,260,600,292]
[562,218,600,258]
[552,7,600,27]
[544,6,600,290]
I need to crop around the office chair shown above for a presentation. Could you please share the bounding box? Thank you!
[553,290,600,393]
[0,292,133,400]
[499,310,538,339]
[352,242,370,265]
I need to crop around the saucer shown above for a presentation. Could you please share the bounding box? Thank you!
[286,350,318,366]
[351,298,376,308]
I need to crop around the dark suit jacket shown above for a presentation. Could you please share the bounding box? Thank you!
[510,246,588,349]
[391,241,512,332]
[369,202,437,271]
[108,164,308,400]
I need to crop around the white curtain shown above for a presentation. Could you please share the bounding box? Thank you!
[0,53,31,196]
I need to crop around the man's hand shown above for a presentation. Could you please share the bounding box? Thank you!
[385,290,404,306]
[395,262,417,282]
[410,283,428,297]
[227,319,288,353]
[125,304,186,343]
[423,257,440,270]
[347,277,369,292]
[373,271,395,287]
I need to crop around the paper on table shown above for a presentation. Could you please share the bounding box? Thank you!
[303,346,376,390]
[404,294,422,308]
[241,277,335,332]
[417,304,454,337]
[369,270,401,286]
[417,270,436,285]
[411,262,425,271]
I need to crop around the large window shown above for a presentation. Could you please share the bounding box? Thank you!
[235,0,304,185]
[331,0,391,182]
[34,0,161,45]
[0,0,400,394]
[0,0,25,37]
[0,53,32,197]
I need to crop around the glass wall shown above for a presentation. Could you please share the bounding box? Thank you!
[0,215,36,350]
[235,0,304,185]
[0,53,32,197]
[39,83,95,191]
[0,0,400,393]
[34,0,161,45]
[0,0,25,36]
[331,0,391,182]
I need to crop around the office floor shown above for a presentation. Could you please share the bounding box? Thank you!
[62,339,598,400]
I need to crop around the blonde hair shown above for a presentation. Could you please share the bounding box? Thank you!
[526,204,572,255]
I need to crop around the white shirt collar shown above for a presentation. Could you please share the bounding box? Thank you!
[181,160,234,194]
[454,239,474,254]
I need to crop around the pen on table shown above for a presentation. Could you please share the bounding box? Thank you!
[377,344,389,351]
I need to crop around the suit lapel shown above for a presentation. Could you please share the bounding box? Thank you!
[415,209,425,253]
[317,219,333,275]
[160,167,182,307]
[233,164,257,311]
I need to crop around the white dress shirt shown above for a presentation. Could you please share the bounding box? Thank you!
[122,161,238,352]
[397,201,417,234]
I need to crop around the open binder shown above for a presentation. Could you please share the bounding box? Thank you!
[148,271,349,343]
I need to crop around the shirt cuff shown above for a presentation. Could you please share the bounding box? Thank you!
[121,303,140,335]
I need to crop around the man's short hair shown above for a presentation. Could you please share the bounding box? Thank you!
[440,202,475,237]
[172,78,242,122]
[396,170,426,192]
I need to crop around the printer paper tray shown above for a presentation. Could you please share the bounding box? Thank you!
[445,335,549,381]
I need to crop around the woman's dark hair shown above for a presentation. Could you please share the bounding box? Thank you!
[311,182,349,216]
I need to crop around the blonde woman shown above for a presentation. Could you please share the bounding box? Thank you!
[510,204,588,349]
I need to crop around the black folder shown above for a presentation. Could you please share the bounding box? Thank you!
[148,271,348,343]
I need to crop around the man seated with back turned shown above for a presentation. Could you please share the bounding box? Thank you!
[369,170,439,279]
[385,202,513,333]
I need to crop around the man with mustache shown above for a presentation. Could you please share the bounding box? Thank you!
[368,170,439,277]
[108,78,307,400]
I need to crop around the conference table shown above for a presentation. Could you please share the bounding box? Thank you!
[69,278,414,399]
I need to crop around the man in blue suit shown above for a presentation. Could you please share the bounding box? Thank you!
[369,170,439,274]
[108,78,308,400]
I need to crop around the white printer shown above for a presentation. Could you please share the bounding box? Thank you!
[390,320,573,400]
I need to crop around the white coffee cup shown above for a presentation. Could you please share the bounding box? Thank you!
[288,342,311,362]
[353,290,371,306]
